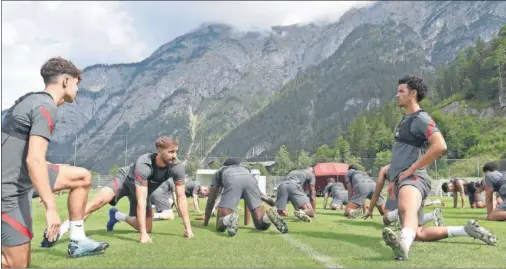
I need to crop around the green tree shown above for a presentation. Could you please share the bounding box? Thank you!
[315,144,334,162]
[274,145,294,175]
[297,151,314,168]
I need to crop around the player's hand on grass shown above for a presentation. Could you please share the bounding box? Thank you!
[184,230,195,238]
[140,232,152,244]
[45,208,61,242]
[363,211,373,220]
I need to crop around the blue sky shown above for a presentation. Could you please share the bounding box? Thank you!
[1,1,373,108]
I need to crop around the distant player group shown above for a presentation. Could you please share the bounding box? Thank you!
[2,57,505,267]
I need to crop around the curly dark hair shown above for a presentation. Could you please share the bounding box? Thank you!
[441,182,449,193]
[348,164,359,171]
[223,158,241,166]
[483,162,498,173]
[398,75,428,102]
[40,57,82,85]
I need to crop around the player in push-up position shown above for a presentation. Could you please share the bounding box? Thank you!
[482,162,506,221]
[345,165,386,219]
[1,57,110,267]
[203,159,288,236]
[42,136,194,246]
[322,178,348,210]
[380,75,498,261]
[275,168,317,222]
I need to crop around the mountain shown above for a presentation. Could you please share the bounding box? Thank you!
[46,1,506,173]
[209,1,506,159]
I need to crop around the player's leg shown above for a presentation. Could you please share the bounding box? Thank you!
[114,196,154,232]
[346,186,366,218]
[40,165,109,255]
[487,199,506,221]
[215,185,242,236]
[288,184,313,222]
[1,194,32,268]
[151,187,175,221]
[382,176,427,260]
[330,195,342,210]
[245,179,288,233]
[275,183,290,216]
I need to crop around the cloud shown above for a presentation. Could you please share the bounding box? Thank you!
[1,1,374,108]
[2,1,148,108]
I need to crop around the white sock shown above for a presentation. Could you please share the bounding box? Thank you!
[400,228,416,251]
[447,226,469,237]
[69,220,86,240]
[433,199,442,205]
[386,210,399,222]
[153,213,163,220]
[115,211,127,221]
[262,213,271,223]
[60,220,70,236]
[420,212,435,226]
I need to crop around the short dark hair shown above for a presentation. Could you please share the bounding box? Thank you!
[40,57,82,85]
[348,164,359,171]
[327,177,336,183]
[441,182,449,193]
[483,162,498,173]
[398,75,428,102]
[223,158,240,166]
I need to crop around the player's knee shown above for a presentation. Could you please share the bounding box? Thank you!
[306,210,315,218]
[7,257,29,268]
[81,169,92,188]
[415,228,428,241]
[277,210,287,216]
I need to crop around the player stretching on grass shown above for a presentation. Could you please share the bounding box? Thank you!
[202,159,288,236]
[441,179,486,208]
[42,136,194,245]
[2,57,109,267]
[379,75,498,261]
[322,178,348,210]
[184,181,209,213]
[274,168,317,222]
[345,165,386,218]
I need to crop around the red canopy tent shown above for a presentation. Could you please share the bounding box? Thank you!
[313,162,349,191]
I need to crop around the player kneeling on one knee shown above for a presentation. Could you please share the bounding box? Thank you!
[275,167,317,222]
[345,165,386,219]
[202,159,288,236]
[2,57,109,268]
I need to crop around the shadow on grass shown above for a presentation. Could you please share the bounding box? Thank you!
[335,219,385,230]
[32,248,69,259]
[85,229,138,243]
[316,211,345,216]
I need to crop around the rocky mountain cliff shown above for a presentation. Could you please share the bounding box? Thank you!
[45,1,506,173]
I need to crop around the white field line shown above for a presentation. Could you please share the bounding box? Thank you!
[280,233,343,268]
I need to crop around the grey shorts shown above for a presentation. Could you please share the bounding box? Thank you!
[395,174,431,225]
[31,163,60,198]
[105,174,152,217]
[498,199,506,211]
[150,182,174,212]
[331,191,348,206]
[275,181,310,211]
[470,192,485,204]
[350,182,384,207]
[219,174,263,212]
[385,198,397,211]
[1,192,33,247]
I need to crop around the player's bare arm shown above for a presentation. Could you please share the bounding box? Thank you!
[192,193,200,213]
[485,186,495,217]
[175,182,194,237]
[458,181,466,208]
[310,184,317,214]
[365,165,388,219]
[135,184,150,243]
[204,186,220,226]
[323,192,329,209]
[27,135,60,242]
[399,132,447,180]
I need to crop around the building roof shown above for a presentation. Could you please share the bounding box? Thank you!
[314,162,349,176]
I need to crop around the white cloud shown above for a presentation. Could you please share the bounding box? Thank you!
[1,1,374,108]
[1,1,148,108]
